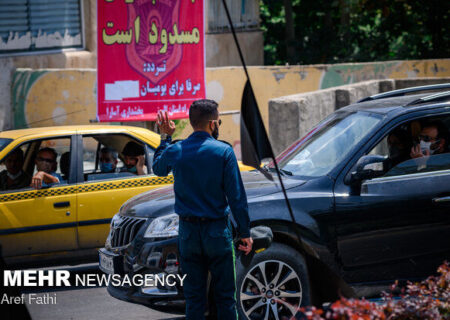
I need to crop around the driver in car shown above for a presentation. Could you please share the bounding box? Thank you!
[31,148,62,189]
[409,121,448,171]
[410,121,448,158]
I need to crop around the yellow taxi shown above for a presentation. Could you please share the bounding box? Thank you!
[0,125,251,266]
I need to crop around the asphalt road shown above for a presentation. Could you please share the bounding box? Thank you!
[20,263,185,320]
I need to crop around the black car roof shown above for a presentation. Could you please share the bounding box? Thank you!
[339,93,450,115]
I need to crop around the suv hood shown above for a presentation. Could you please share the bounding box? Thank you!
[120,170,305,218]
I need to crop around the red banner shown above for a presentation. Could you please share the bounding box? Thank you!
[97,0,205,122]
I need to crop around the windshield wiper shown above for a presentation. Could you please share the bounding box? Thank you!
[263,165,293,176]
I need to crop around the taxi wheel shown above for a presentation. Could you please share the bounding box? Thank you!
[236,242,311,320]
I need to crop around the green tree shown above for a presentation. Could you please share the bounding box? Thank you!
[261,0,450,65]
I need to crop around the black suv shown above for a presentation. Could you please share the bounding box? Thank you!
[99,84,450,320]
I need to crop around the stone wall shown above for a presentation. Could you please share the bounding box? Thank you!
[8,60,450,159]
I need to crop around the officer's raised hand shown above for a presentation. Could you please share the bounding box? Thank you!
[157,110,176,136]
[238,237,253,255]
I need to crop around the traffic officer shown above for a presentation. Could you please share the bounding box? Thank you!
[153,99,253,320]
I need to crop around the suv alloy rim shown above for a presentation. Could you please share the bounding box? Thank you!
[240,260,302,319]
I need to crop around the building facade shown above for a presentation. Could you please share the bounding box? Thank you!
[0,0,263,131]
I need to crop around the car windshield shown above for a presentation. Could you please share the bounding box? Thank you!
[276,112,382,178]
[0,138,12,152]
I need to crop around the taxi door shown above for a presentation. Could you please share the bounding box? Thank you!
[75,134,173,249]
[0,136,78,261]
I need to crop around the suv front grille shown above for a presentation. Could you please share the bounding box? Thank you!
[111,216,147,247]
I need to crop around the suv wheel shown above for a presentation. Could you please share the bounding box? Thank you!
[236,242,311,320]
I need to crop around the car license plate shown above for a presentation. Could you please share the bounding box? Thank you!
[99,250,115,274]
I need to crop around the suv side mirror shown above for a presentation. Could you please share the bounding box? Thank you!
[346,155,387,185]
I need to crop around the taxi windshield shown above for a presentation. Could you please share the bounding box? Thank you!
[0,138,12,153]
[277,112,382,178]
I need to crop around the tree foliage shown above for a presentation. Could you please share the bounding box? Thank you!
[260,0,450,65]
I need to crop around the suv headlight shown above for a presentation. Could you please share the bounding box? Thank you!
[144,213,179,238]
[105,213,124,247]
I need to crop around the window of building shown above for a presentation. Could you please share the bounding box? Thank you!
[207,0,259,33]
[0,0,83,55]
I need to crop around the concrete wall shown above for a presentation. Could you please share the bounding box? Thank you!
[9,59,450,159]
[11,69,98,130]
[269,78,450,155]
[206,31,263,67]
[175,59,450,158]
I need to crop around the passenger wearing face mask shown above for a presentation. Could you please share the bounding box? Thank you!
[0,148,31,191]
[31,148,62,189]
[410,121,448,158]
[121,142,146,175]
[99,147,119,173]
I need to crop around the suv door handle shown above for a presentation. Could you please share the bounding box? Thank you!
[432,196,450,203]
[54,201,70,208]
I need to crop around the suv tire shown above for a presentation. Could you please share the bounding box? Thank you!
[236,242,311,320]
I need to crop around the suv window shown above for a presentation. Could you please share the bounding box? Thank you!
[384,153,450,177]
[82,134,155,182]
[367,115,450,178]
[281,112,381,177]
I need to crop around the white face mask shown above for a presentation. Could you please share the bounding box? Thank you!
[7,171,22,180]
[420,140,437,155]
